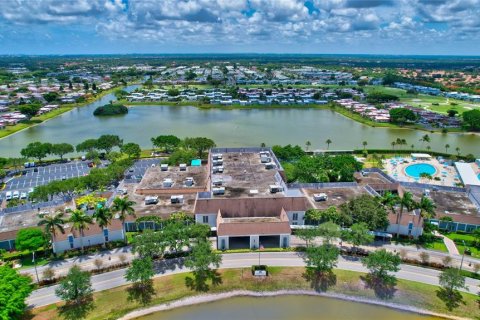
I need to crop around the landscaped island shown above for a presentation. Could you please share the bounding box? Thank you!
[93,103,128,116]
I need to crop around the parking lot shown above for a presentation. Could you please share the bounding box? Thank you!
[124,159,161,183]
[3,161,92,192]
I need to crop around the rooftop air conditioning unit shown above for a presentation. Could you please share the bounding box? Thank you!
[185,177,194,186]
[179,164,187,171]
[213,159,223,166]
[270,185,284,194]
[212,187,225,195]
[212,178,223,186]
[265,162,275,170]
[313,193,328,202]
[213,166,224,173]
[260,155,271,163]
[160,164,168,171]
[145,196,159,205]
[170,195,184,204]
[212,153,223,160]
[163,178,173,188]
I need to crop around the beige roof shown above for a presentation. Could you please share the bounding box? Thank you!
[216,204,292,237]
[194,196,309,217]
[55,218,123,242]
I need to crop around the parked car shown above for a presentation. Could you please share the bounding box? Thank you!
[12,190,19,199]
[20,192,27,199]
[5,191,12,201]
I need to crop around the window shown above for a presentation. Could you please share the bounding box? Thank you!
[292,213,298,221]
[203,216,209,223]
[103,229,109,242]
[68,235,74,249]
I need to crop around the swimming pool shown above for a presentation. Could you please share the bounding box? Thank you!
[405,163,437,178]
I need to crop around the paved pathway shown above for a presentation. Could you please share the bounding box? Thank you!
[27,252,480,308]
[434,231,460,255]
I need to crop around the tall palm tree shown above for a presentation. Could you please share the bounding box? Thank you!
[391,141,396,150]
[111,196,136,244]
[416,196,436,227]
[445,144,450,154]
[362,141,368,150]
[38,211,65,253]
[305,141,311,151]
[397,191,415,238]
[455,147,461,156]
[379,191,400,219]
[93,207,113,248]
[325,139,332,150]
[69,210,93,253]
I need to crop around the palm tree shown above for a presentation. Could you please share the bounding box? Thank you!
[445,144,450,154]
[69,210,93,253]
[111,196,136,244]
[379,191,400,219]
[455,147,461,156]
[396,192,415,238]
[38,211,65,253]
[419,134,430,149]
[426,145,431,151]
[93,207,113,248]
[416,196,436,227]
[260,142,266,148]
[411,144,415,150]
[325,139,332,150]
[391,141,396,150]
[305,140,311,151]
[362,141,368,150]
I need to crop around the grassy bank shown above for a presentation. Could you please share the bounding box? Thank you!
[0,84,137,140]
[28,267,478,320]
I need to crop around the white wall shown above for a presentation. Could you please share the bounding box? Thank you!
[386,224,423,239]
[286,211,306,226]
[195,213,217,228]
[53,229,124,253]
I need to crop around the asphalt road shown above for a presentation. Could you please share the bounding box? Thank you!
[27,252,480,308]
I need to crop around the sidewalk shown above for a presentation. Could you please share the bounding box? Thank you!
[20,235,479,281]
[434,231,460,255]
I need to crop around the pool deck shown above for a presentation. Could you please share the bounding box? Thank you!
[384,157,460,187]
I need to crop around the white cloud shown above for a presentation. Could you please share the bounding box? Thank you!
[0,0,479,52]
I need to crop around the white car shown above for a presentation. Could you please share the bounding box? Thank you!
[20,192,27,199]
[12,191,20,199]
[5,191,12,201]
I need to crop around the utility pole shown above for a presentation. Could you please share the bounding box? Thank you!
[32,251,39,283]
[459,240,466,271]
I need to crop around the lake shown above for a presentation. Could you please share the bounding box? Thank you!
[136,295,441,320]
[0,86,479,157]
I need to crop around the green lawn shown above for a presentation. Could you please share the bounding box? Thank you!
[29,267,479,320]
[443,232,479,258]
[423,241,448,252]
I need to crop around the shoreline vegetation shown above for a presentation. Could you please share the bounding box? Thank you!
[121,100,470,135]
[29,267,478,320]
[0,85,475,141]
[0,84,137,140]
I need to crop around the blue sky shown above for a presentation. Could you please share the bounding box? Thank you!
[0,0,479,55]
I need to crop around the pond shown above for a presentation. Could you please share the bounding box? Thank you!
[136,295,442,320]
[0,87,479,157]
